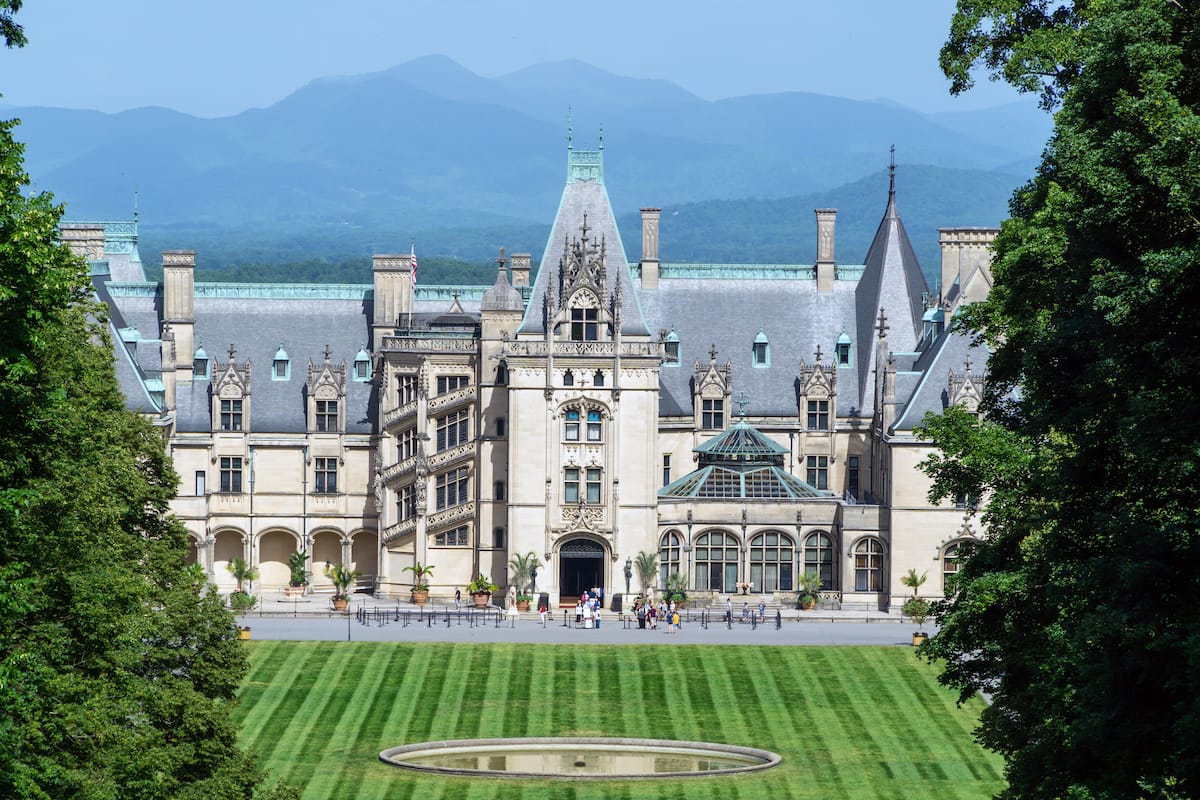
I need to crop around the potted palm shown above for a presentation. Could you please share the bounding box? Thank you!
[634,551,659,594]
[797,570,823,610]
[226,557,259,638]
[326,563,360,612]
[508,551,542,611]
[403,561,435,605]
[284,549,308,598]
[900,568,931,645]
[467,573,498,608]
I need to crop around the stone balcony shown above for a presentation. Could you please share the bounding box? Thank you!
[427,440,475,471]
[382,518,417,546]
[427,385,475,414]
[382,399,417,431]
[427,501,475,533]
[380,455,417,486]
[503,340,662,358]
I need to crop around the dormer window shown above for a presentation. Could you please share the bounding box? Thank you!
[570,307,598,341]
[664,327,680,365]
[836,332,852,367]
[752,328,770,367]
[272,343,290,381]
[192,344,209,380]
[563,369,575,387]
[353,346,371,382]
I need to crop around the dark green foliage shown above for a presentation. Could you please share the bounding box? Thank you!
[0,105,279,799]
[922,3,1200,798]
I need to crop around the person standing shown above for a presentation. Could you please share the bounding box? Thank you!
[538,604,547,626]
[454,588,461,610]
[758,600,766,623]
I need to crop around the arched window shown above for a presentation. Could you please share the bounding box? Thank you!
[803,532,835,590]
[752,327,770,367]
[943,542,962,596]
[593,370,604,387]
[749,531,794,591]
[563,369,575,387]
[853,538,884,592]
[694,531,739,592]
[272,343,290,381]
[659,531,682,588]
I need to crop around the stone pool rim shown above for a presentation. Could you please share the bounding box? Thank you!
[379,736,782,780]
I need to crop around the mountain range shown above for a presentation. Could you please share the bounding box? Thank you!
[5,55,1050,280]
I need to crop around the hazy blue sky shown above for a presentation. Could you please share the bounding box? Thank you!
[0,1,1027,116]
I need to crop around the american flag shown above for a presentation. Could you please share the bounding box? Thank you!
[409,242,418,289]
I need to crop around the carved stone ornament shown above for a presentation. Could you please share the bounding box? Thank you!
[560,502,605,532]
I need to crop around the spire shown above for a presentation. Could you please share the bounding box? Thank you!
[888,144,896,199]
[567,107,573,150]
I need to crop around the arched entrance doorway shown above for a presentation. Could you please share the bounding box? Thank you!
[558,537,607,604]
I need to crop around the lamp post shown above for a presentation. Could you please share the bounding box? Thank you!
[624,557,632,596]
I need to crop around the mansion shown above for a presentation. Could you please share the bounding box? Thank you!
[75,143,996,611]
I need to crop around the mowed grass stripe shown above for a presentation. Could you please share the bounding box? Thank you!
[237,643,335,755]
[240,643,1004,800]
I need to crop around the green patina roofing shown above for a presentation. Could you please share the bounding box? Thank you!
[694,418,789,464]
[661,417,829,499]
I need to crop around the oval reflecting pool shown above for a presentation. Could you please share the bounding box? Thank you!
[380,737,781,780]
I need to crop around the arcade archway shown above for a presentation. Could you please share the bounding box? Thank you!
[558,537,608,604]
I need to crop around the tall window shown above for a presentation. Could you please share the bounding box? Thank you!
[847,455,860,501]
[752,340,769,366]
[702,398,724,430]
[398,428,417,461]
[398,375,418,405]
[495,417,506,437]
[434,525,469,547]
[496,362,507,385]
[494,527,506,549]
[806,455,829,490]
[220,399,243,431]
[436,410,469,451]
[564,409,581,441]
[194,471,206,496]
[853,538,884,592]
[749,531,795,592]
[398,483,417,521]
[586,468,602,504]
[943,542,962,595]
[314,457,337,493]
[660,531,682,588]
[435,468,469,510]
[563,370,575,387]
[662,454,672,487]
[436,375,469,395]
[807,399,829,430]
[694,531,739,592]
[593,370,605,387]
[219,456,242,493]
[315,399,338,432]
[803,532,834,589]
[494,480,505,501]
[586,409,602,441]
[564,468,580,503]
[570,307,598,341]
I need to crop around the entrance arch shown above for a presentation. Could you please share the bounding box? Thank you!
[558,537,608,603]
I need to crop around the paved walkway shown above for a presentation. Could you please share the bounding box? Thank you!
[234,595,931,647]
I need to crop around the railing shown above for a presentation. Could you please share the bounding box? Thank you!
[427,441,475,471]
[382,400,417,429]
[427,501,475,531]
[379,456,416,485]
[427,385,476,414]
[381,336,478,352]
[382,518,417,545]
[503,341,661,357]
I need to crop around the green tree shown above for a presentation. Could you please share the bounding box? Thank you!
[921,2,1200,798]
[0,10,286,798]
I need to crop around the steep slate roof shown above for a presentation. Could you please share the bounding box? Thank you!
[891,322,991,432]
[854,172,930,414]
[518,147,649,337]
[480,264,524,312]
[638,274,861,417]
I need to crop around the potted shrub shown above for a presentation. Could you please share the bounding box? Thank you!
[634,551,659,594]
[903,597,933,646]
[226,557,259,615]
[666,572,688,607]
[403,561,435,605]
[798,570,823,610]
[284,549,308,598]
[508,551,542,611]
[467,573,498,608]
[326,563,360,612]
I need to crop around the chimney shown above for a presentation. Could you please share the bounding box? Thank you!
[939,227,999,312]
[510,253,532,287]
[815,209,836,292]
[372,253,413,349]
[162,250,196,381]
[640,207,661,289]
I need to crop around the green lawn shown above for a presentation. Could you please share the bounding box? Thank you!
[235,643,1002,799]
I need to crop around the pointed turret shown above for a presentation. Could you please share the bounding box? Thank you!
[854,150,930,413]
[517,133,649,337]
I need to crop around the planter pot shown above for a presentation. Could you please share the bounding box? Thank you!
[283,584,306,599]
[472,592,492,609]
[332,597,349,612]
[800,597,817,611]
[912,632,929,647]
[411,589,429,606]
[516,600,531,612]
[237,627,251,640]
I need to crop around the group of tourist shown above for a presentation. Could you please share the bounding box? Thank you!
[631,596,683,633]
[574,589,604,629]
